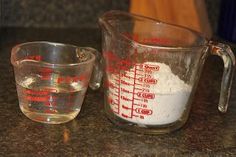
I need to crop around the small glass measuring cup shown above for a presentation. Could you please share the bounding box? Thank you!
[99,11,235,134]
[11,41,102,124]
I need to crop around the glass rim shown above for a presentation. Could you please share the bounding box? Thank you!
[99,10,208,50]
[11,41,96,67]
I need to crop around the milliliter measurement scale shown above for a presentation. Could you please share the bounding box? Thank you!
[107,59,160,122]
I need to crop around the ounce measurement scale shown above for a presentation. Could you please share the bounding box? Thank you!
[106,60,192,126]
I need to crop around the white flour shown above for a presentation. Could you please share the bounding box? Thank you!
[108,62,192,125]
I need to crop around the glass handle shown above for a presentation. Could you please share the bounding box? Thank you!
[209,41,235,112]
[88,48,104,90]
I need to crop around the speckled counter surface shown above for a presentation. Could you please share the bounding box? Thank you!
[0,28,236,157]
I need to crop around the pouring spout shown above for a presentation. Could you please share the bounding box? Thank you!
[99,10,137,36]
[98,12,115,36]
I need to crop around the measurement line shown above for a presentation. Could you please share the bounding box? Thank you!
[131,64,137,118]
[134,98,142,101]
[136,69,144,72]
[118,71,121,114]
[134,87,143,90]
[122,105,132,110]
[122,76,135,79]
[112,86,119,89]
[121,113,129,118]
[135,73,144,76]
[113,94,119,97]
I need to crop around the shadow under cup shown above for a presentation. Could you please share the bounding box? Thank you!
[11,41,96,124]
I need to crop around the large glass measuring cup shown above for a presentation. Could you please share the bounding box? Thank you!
[11,42,102,124]
[99,11,235,134]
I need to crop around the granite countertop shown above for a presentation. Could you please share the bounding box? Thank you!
[0,27,236,157]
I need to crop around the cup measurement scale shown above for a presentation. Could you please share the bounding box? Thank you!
[105,51,160,123]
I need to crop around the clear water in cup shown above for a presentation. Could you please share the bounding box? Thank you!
[16,74,87,124]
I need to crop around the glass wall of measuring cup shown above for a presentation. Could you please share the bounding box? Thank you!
[11,42,102,124]
[99,11,235,134]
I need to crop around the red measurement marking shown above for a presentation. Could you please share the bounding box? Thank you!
[122,105,131,110]
[26,96,48,102]
[143,84,150,88]
[57,76,82,84]
[144,65,160,71]
[57,77,68,83]
[134,103,147,108]
[121,96,132,101]
[120,73,134,79]
[134,87,142,91]
[112,102,118,106]
[25,90,49,95]
[142,88,150,93]
[121,88,133,94]
[130,61,138,118]
[134,83,142,86]
[112,93,119,97]
[121,80,133,86]
[135,73,144,76]
[135,108,153,115]
[144,68,153,73]
[25,55,42,61]
[138,77,157,84]
[122,33,171,45]
[137,92,155,99]
[40,68,53,73]
[108,82,117,89]
[144,70,152,74]
[144,78,157,84]
[136,69,144,72]
[144,74,151,78]
[134,98,142,101]
[114,79,120,82]
[121,113,130,118]
[118,70,121,114]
